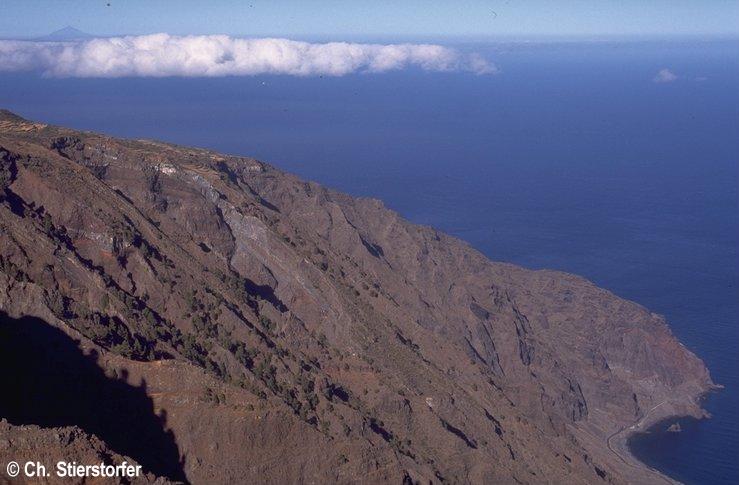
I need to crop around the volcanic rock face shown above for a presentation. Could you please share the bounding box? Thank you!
[0,110,713,484]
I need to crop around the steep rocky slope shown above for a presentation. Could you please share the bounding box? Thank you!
[0,110,713,484]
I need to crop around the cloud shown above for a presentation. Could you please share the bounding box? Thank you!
[653,68,678,83]
[0,34,496,78]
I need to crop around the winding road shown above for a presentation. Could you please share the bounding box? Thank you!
[605,401,676,484]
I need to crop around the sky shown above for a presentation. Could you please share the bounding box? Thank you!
[1,0,738,40]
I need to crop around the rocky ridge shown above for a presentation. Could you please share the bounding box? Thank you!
[0,110,714,484]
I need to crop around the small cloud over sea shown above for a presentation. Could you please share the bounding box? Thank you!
[653,68,678,83]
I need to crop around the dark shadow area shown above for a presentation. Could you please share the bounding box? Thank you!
[359,235,384,259]
[0,312,188,483]
[0,189,26,217]
[244,278,288,312]
[367,416,393,443]
[439,418,478,449]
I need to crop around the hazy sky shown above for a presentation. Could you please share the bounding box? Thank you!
[1,0,738,39]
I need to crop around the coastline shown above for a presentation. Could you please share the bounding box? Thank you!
[610,413,683,484]
[609,386,722,484]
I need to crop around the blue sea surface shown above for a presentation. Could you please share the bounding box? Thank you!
[1,38,737,484]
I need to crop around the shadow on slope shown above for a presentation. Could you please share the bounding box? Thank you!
[0,311,188,483]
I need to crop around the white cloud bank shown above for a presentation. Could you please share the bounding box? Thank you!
[0,34,496,77]
[653,68,678,83]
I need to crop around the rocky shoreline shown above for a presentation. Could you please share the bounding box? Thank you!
[614,386,721,484]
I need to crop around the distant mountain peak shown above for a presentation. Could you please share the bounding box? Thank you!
[36,26,93,41]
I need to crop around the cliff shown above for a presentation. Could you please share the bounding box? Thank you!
[0,110,713,484]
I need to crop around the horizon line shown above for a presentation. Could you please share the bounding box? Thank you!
[2,29,739,44]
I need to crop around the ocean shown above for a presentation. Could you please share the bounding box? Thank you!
[1,38,737,484]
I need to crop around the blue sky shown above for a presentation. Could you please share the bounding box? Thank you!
[1,0,738,39]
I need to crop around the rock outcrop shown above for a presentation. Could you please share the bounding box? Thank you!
[0,110,713,484]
